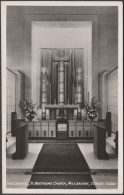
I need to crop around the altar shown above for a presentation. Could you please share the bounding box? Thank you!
[45,104,79,120]
[45,104,79,109]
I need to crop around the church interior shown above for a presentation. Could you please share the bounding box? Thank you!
[6,5,119,191]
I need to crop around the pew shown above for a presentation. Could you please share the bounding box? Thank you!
[11,112,19,136]
[12,124,28,159]
[93,124,109,159]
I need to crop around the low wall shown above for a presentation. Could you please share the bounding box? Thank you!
[19,120,106,139]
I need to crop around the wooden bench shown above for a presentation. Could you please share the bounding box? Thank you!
[12,124,28,159]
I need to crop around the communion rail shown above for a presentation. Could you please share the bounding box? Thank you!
[19,120,105,139]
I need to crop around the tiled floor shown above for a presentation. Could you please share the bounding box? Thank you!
[7,143,43,169]
[6,141,118,189]
[78,143,118,170]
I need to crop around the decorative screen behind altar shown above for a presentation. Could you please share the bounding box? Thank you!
[40,48,87,108]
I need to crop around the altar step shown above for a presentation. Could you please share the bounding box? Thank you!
[28,138,93,143]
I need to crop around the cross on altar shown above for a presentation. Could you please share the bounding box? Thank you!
[53,49,70,62]
[53,50,70,105]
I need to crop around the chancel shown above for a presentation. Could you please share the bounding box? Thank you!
[5,4,120,191]
[25,47,94,140]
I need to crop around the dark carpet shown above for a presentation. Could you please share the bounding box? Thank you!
[32,143,90,172]
[28,143,95,189]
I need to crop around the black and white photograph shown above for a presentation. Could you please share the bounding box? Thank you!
[1,1,123,194]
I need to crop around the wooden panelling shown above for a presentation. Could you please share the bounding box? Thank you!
[18,120,106,139]
[76,122,83,137]
[34,122,41,137]
[49,121,56,137]
[68,121,100,138]
[41,121,48,137]
[69,121,76,137]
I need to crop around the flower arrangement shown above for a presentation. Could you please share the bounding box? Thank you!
[84,97,99,121]
[20,100,36,121]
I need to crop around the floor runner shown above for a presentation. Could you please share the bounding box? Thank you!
[28,143,95,189]
[32,143,90,172]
